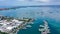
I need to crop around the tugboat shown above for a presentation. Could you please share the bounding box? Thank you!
[39,20,50,34]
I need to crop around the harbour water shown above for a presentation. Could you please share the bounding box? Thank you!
[0,6,60,34]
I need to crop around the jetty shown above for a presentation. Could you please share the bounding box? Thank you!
[39,20,50,34]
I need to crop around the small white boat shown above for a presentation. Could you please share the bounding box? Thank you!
[26,25,32,28]
[39,28,45,32]
[22,27,27,29]
[28,22,34,24]
[39,25,44,27]
[39,25,45,32]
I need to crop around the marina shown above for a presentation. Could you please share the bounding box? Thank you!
[39,20,50,34]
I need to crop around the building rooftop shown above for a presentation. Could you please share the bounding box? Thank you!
[0,19,24,32]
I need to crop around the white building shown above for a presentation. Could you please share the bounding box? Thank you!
[0,19,24,33]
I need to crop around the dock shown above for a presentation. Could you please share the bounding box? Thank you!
[39,20,50,34]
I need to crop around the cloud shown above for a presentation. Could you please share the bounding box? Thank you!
[0,0,5,1]
[15,0,25,1]
[0,0,60,6]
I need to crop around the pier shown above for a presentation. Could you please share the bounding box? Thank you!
[39,20,50,34]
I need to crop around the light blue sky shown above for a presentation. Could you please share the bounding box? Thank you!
[0,0,60,6]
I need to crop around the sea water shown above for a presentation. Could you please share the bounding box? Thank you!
[0,6,60,34]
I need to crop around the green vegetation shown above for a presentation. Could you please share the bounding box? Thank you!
[0,31,8,34]
[1,16,14,22]
[1,16,33,22]
[17,18,33,22]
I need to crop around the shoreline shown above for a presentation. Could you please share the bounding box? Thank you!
[9,19,34,34]
[0,15,34,34]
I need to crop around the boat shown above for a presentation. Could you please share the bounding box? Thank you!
[26,25,32,28]
[27,22,34,24]
[39,25,45,31]
[22,27,27,29]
